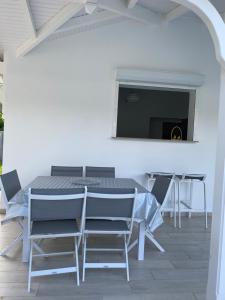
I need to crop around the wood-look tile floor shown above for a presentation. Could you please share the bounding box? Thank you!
[0,215,210,300]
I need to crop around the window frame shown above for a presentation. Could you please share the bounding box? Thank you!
[112,80,198,142]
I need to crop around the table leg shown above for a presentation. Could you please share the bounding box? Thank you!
[22,218,29,263]
[138,221,145,261]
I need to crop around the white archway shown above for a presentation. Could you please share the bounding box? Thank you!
[170,1,225,299]
[172,0,225,67]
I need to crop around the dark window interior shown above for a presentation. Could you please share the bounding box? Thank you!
[116,85,193,141]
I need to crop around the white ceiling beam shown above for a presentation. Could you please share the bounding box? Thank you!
[21,0,36,38]
[16,1,86,57]
[84,0,98,14]
[127,0,138,9]
[164,5,189,23]
[98,0,162,25]
[54,10,122,36]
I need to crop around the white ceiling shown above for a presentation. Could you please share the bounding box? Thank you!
[29,0,70,30]
[139,0,178,14]
[139,0,225,14]
[0,0,224,60]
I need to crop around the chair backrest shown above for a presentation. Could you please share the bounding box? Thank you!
[151,176,173,207]
[28,188,87,223]
[148,176,174,232]
[85,166,115,178]
[86,187,137,221]
[51,166,83,177]
[0,170,21,209]
[147,172,175,180]
[182,173,206,181]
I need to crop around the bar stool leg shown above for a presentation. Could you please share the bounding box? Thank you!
[203,181,208,229]
[173,181,177,228]
[178,181,181,229]
[188,181,193,219]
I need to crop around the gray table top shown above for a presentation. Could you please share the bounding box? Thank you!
[25,176,149,193]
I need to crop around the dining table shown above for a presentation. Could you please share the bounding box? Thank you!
[9,176,163,263]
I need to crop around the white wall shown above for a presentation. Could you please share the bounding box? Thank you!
[0,85,3,108]
[3,18,220,211]
[0,61,3,109]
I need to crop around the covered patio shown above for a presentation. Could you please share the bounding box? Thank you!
[0,1,225,300]
[0,215,210,299]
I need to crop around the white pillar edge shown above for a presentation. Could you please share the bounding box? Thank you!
[0,62,3,75]
[173,0,225,68]
[206,69,225,300]
[170,1,225,299]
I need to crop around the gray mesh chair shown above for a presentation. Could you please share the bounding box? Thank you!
[51,166,83,177]
[85,166,115,178]
[177,173,207,229]
[0,170,24,256]
[146,172,176,227]
[28,187,87,292]
[82,187,137,282]
[147,176,174,252]
[129,176,174,253]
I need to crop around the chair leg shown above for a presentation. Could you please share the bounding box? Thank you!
[124,235,130,281]
[145,231,165,253]
[203,182,208,229]
[28,240,33,293]
[127,239,138,252]
[33,241,45,255]
[0,232,23,256]
[74,237,80,286]
[82,235,87,282]
[78,235,82,250]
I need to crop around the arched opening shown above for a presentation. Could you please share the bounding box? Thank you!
[0,1,225,299]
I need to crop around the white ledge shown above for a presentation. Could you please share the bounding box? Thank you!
[116,68,205,88]
[112,137,199,144]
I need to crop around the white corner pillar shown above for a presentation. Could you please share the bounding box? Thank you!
[207,68,225,300]
[170,2,225,299]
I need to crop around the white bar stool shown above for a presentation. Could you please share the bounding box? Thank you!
[177,173,207,229]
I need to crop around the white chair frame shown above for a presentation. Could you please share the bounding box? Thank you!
[27,187,87,292]
[82,189,137,282]
[0,178,23,256]
[129,178,174,253]
[177,174,207,229]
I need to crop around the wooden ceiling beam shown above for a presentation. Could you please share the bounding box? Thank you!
[17,1,86,57]
[127,0,138,9]
[98,0,162,25]
[54,10,122,36]
[165,5,189,22]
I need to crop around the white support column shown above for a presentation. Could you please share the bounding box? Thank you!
[0,62,3,75]
[207,68,225,300]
